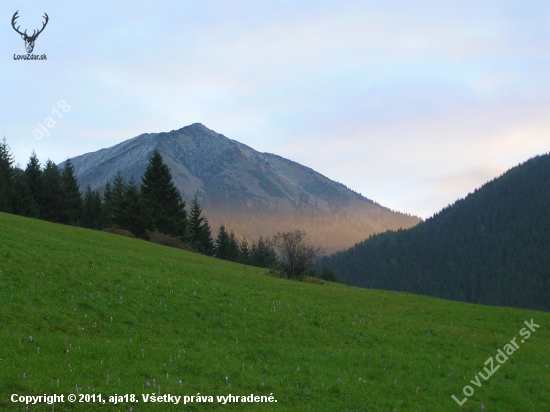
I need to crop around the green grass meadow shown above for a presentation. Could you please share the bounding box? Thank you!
[0,212,549,411]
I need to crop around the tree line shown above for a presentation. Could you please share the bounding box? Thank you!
[1,139,326,278]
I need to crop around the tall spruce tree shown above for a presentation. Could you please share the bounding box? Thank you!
[24,152,43,218]
[60,159,82,225]
[141,151,188,237]
[41,160,63,222]
[189,195,213,255]
[11,168,35,217]
[250,236,278,268]
[227,230,240,262]
[82,185,103,230]
[215,225,230,259]
[239,237,251,265]
[118,180,151,238]
[0,137,14,213]
[102,182,114,227]
[107,171,127,227]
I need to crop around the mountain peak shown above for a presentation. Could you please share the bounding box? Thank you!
[66,124,419,252]
[174,123,211,134]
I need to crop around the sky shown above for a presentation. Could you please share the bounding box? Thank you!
[1,1,549,218]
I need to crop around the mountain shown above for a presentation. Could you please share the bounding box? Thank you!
[319,153,550,311]
[64,123,419,252]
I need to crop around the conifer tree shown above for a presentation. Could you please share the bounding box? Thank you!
[227,230,240,262]
[250,236,278,268]
[102,182,114,227]
[0,137,14,213]
[215,225,230,259]
[24,152,43,218]
[82,185,103,230]
[239,237,251,265]
[141,150,188,237]
[199,217,214,255]
[41,160,63,222]
[109,171,127,227]
[60,159,82,225]
[320,265,336,282]
[118,180,151,238]
[189,194,213,254]
[11,168,35,217]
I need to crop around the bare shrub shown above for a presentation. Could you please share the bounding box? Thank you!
[271,230,324,280]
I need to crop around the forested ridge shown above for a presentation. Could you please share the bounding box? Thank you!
[319,153,550,311]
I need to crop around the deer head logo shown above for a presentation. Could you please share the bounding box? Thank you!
[11,11,49,54]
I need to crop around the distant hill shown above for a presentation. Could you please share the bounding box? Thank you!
[64,123,419,252]
[319,153,550,312]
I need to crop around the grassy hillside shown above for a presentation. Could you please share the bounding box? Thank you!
[0,212,549,411]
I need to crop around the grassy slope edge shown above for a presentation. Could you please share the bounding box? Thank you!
[0,212,549,411]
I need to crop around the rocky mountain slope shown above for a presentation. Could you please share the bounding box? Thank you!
[66,123,420,252]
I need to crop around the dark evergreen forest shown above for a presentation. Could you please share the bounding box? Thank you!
[319,153,550,312]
